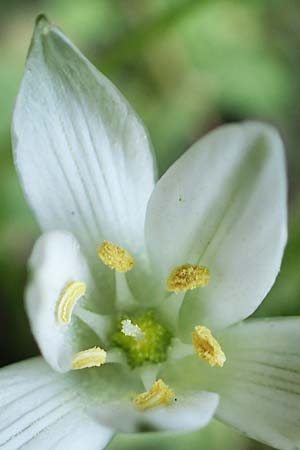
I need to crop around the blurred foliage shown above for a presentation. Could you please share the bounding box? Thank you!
[0,0,300,449]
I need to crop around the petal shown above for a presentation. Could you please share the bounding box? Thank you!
[12,15,156,271]
[145,122,287,335]
[215,319,300,450]
[91,391,218,433]
[26,230,98,372]
[0,357,113,450]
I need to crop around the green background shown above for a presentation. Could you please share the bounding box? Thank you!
[0,1,300,449]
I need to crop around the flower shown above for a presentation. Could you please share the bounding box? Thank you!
[2,14,299,450]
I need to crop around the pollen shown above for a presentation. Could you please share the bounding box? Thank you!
[167,264,210,292]
[97,240,134,272]
[71,346,107,370]
[192,325,226,367]
[57,281,86,325]
[134,379,174,411]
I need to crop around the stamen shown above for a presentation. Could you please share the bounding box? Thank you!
[134,379,174,411]
[192,325,226,367]
[57,281,86,325]
[121,319,144,341]
[72,346,107,370]
[167,264,210,292]
[97,241,134,272]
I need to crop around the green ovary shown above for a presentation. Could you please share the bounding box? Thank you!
[112,311,172,368]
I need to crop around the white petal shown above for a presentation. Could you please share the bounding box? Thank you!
[0,357,113,450]
[143,391,219,432]
[145,122,287,335]
[91,391,218,433]
[215,319,300,450]
[26,230,96,372]
[12,15,156,270]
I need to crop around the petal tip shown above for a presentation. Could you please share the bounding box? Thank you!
[34,14,52,36]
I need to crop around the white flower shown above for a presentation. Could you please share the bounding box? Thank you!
[2,14,299,450]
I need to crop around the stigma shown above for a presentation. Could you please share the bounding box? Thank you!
[72,346,107,369]
[134,379,174,411]
[121,319,144,341]
[57,281,86,325]
[97,241,134,272]
[192,325,226,367]
[167,264,210,292]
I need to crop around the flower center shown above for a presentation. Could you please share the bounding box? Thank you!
[112,311,172,368]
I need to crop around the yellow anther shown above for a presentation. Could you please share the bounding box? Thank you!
[97,241,134,273]
[134,379,174,411]
[71,346,107,370]
[192,325,226,367]
[57,281,86,325]
[167,264,210,292]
